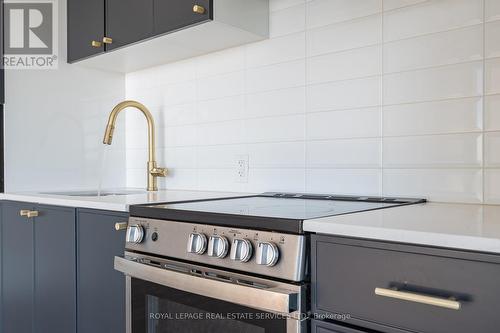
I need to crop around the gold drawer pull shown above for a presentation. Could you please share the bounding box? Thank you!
[193,5,205,14]
[20,210,30,217]
[91,40,102,47]
[115,222,128,231]
[26,211,39,218]
[102,37,113,44]
[375,288,461,310]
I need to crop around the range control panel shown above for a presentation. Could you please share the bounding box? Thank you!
[124,217,307,282]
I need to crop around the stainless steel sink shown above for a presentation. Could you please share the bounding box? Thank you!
[40,190,146,197]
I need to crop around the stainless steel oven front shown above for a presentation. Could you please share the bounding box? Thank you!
[115,217,309,333]
[115,253,308,333]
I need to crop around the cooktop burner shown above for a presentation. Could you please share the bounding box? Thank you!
[130,192,426,234]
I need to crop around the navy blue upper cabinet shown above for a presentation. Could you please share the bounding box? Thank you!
[67,0,268,72]
[67,0,105,62]
[153,0,212,35]
[105,0,154,51]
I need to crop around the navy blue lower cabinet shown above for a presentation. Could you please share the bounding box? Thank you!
[34,205,77,333]
[311,234,500,333]
[1,201,76,333]
[77,208,128,333]
[1,201,36,333]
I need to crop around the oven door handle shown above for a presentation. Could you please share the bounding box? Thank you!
[115,256,299,314]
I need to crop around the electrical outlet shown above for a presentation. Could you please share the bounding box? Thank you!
[235,155,249,183]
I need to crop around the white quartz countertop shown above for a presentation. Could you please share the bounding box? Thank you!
[0,189,247,212]
[305,202,500,254]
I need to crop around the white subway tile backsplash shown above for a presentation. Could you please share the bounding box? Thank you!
[306,0,382,30]
[485,131,500,167]
[384,25,483,73]
[196,120,245,146]
[162,124,198,148]
[307,76,381,112]
[195,47,245,79]
[306,138,381,168]
[306,168,382,195]
[484,169,500,204]
[383,169,483,203]
[306,108,381,140]
[307,45,381,84]
[384,0,483,42]
[383,133,482,168]
[383,97,483,136]
[383,61,483,105]
[485,20,500,59]
[162,103,197,127]
[270,4,305,37]
[485,57,500,94]
[383,0,427,11]
[247,169,306,192]
[197,95,245,123]
[246,60,305,94]
[306,14,382,56]
[246,32,305,69]
[486,0,500,22]
[196,145,247,169]
[122,0,500,204]
[245,114,305,142]
[247,142,306,168]
[246,87,306,118]
[485,94,500,131]
[197,71,245,101]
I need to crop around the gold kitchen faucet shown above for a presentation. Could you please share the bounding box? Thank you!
[103,100,167,191]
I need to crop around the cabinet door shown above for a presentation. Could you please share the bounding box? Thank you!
[154,0,212,36]
[34,205,76,333]
[77,209,128,333]
[1,201,35,333]
[105,0,154,51]
[67,0,105,62]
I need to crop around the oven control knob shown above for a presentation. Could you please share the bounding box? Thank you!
[125,224,145,244]
[207,235,229,258]
[256,242,279,267]
[187,233,208,254]
[230,238,253,262]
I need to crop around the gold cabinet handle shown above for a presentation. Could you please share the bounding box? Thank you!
[102,37,113,44]
[26,211,39,218]
[20,210,30,217]
[115,222,128,231]
[193,5,205,14]
[374,287,461,310]
[91,40,102,47]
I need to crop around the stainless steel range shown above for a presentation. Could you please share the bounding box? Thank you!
[115,192,425,333]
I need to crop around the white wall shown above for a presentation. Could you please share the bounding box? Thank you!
[120,0,498,204]
[5,0,126,192]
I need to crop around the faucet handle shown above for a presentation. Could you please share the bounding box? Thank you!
[150,167,168,177]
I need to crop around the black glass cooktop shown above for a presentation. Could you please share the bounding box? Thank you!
[130,193,426,234]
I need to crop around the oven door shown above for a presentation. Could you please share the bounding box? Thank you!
[115,256,307,333]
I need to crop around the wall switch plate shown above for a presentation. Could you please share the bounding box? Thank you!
[235,155,249,183]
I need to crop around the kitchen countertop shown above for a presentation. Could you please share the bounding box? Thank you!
[0,189,247,212]
[305,202,500,254]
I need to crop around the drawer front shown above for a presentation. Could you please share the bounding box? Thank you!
[312,319,370,333]
[312,235,500,333]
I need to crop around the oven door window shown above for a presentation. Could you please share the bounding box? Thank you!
[132,278,288,333]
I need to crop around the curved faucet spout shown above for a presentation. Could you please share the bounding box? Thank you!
[103,100,167,191]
